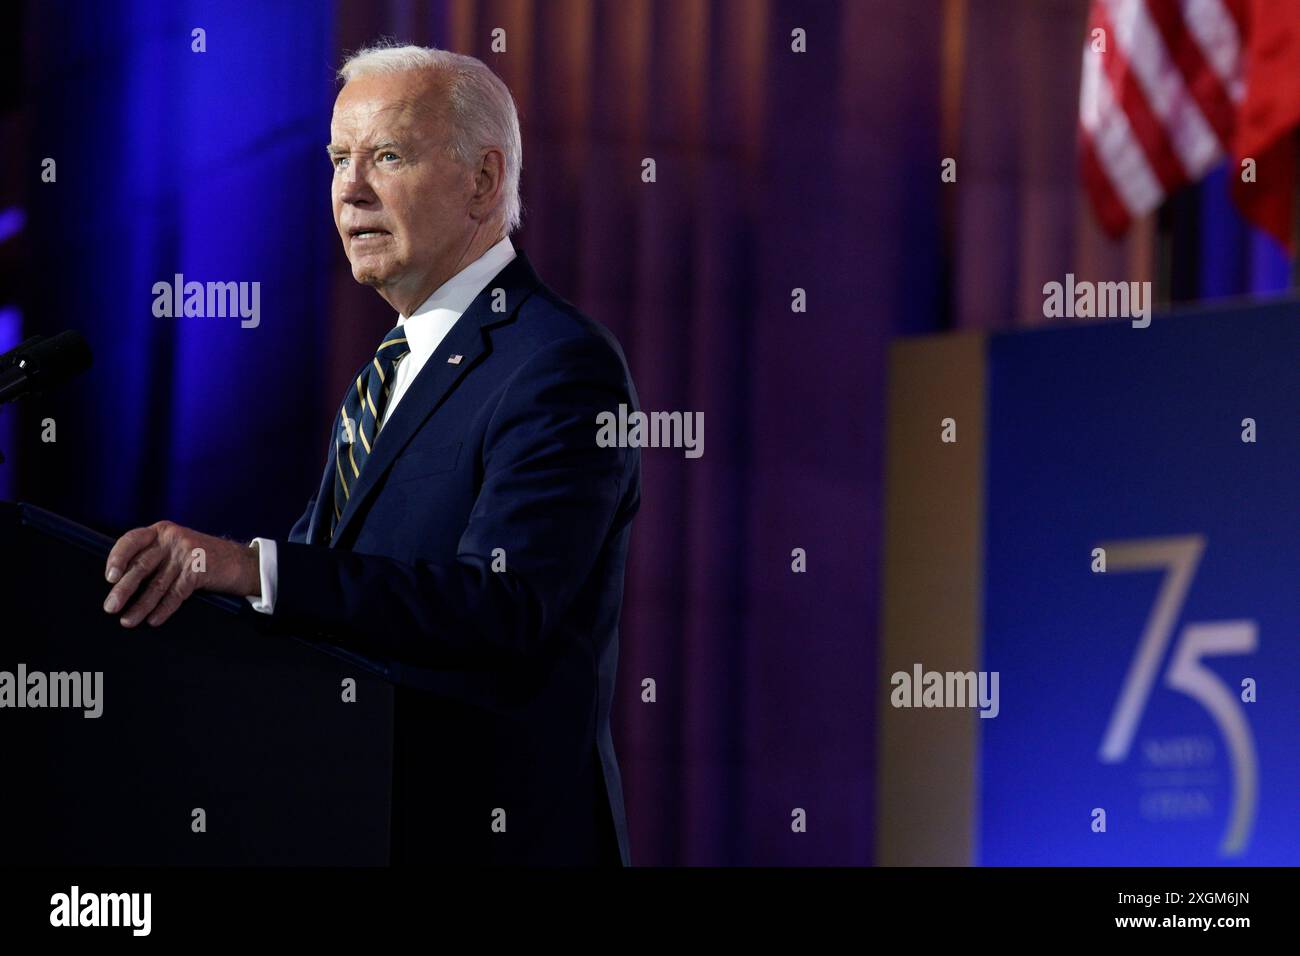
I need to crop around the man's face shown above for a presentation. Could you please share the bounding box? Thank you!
[329,71,476,313]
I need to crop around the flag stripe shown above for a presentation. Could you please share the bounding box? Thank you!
[1217,0,1249,36]
[1102,0,1223,180]
[1181,0,1246,104]
[1080,21,1165,218]
[1142,0,1237,147]
[1081,134,1135,236]
[1094,2,1196,193]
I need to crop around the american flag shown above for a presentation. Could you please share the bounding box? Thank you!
[1079,0,1300,248]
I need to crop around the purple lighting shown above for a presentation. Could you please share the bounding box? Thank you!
[0,207,26,244]
[0,306,19,497]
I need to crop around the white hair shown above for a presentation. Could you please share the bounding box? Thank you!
[339,43,524,234]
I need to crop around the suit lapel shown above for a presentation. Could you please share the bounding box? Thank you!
[304,441,333,545]
[328,249,542,547]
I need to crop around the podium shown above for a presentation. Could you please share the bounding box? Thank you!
[0,501,394,864]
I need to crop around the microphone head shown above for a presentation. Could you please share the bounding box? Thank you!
[0,335,42,367]
[18,331,93,391]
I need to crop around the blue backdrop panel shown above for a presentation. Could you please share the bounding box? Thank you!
[979,300,1300,865]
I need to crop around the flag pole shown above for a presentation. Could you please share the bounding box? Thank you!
[1154,203,1173,309]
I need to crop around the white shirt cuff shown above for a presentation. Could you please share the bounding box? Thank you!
[246,537,278,615]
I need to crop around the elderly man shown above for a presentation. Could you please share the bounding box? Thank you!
[101,44,640,866]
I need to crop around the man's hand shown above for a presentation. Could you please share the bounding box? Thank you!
[103,521,261,628]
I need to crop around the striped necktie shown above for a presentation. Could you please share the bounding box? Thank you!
[329,324,410,541]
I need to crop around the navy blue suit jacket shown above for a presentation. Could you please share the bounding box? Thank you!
[272,250,639,866]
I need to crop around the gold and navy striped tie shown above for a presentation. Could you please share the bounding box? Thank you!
[329,324,410,541]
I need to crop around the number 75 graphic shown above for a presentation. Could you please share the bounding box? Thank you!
[1095,535,1258,856]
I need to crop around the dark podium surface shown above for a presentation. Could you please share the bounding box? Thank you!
[0,501,394,864]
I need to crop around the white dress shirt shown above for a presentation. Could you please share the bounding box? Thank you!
[247,235,517,615]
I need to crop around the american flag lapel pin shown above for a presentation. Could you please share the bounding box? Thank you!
[447,354,463,365]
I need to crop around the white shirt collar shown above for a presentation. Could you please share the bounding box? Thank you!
[395,235,517,357]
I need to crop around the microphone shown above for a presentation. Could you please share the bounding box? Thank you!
[0,331,94,405]
[0,335,41,366]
